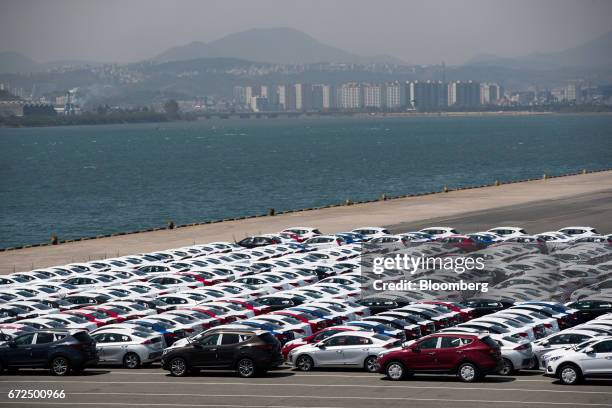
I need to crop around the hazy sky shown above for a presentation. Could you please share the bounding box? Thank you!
[1,0,611,65]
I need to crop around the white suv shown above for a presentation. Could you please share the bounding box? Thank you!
[544,336,612,384]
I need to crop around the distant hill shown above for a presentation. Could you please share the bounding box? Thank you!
[0,52,102,74]
[0,52,40,74]
[152,27,405,65]
[466,30,612,69]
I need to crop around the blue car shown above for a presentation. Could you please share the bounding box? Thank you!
[345,321,406,340]
[335,232,365,244]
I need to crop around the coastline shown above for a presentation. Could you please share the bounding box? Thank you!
[1,169,610,274]
[2,109,612,129]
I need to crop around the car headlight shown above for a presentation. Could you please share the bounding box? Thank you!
[162,349,169,355]
[548,356,562,362]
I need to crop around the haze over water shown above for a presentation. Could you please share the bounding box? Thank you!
[1,114,611,248]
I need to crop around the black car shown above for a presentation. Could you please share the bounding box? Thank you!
[237,236,280,249]
[462,298,514,317]
[256,295,306,311]
[0,329,98,376]
[566,299,612,322]
[161,329,283,377]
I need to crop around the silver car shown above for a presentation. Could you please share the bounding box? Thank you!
[497,337,536,375]
[288,331,399,372]
[90,329,165,368]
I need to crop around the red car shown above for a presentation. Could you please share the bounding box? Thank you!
[220,299,271,316]
[423,301,475,322]
[272,311,326,332]
[377,333,502,382]
[281,327,357,359]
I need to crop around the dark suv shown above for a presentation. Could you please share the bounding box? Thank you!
[0,329,98,376]
[377,333,502,382]
[161,328,283,377]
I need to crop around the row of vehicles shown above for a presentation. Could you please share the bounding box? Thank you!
[0,224,610,384]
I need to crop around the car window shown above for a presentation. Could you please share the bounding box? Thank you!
[326,336,349,346]
[439,336,463,348]
[417,337,439,349]
[593,340,612,353]
[220,333,240,345]
[15,333,35,345]
[346,336,372,345]
[35,332,55,344]
[549,334,572,345]
[199,333,220,346]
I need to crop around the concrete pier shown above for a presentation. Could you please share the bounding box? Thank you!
[1,170,611,274]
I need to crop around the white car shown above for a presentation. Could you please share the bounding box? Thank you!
[303,235,345,249]
[418,227,460,239]
[487,227,527,239]
[289,331,398,372]
[544,336,612,384]
[532,329,600,368]
[351,227,391,241]
[279,227,322,242]
[557,226,600,239]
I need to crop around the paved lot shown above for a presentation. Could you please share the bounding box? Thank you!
[1,170,611,274]
[1,366,611,408]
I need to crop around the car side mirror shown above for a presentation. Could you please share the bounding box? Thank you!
[193,342,203,349]
[316,342,326,349]
[541,341,549,347]
[7,341,17,348]
[412,346,420,353]
[584,347,595,354]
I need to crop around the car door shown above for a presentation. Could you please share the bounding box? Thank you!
[102,333,130,363]
[191,333,221,368]
[409,336,440,370]
[580,340,612,375]
[341,336,372,366]
[4,332,35,366]
[314,335,349,366]
[216,333,246,367]
[30,332,56,365]
[436,336,465,370]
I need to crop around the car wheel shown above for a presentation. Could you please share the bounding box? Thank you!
[50,357,70,376]
[559,364,582,385]
[295,355,314,371]
[385,361,406,381]
[236,358,256,378]
[498,358,514,376]
[364,356,379,373]
[169,357,188,377]
[123,353,141,369]
[457,362,479,382]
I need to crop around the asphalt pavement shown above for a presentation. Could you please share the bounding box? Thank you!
[1,366,611,408]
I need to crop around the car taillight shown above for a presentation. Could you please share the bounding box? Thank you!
[141,339,152,345]
[514,343,530,351]
[255,344,274,351]
[355,311,364,316]
[544,323,552,328]
[383,343,395,349]
[68,343,83,350]
[518,332,528,337]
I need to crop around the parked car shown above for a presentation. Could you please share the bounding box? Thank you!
[90,329,164,368]
[161,328,283,377]
[377,333,502,382]
[544,336,612,384]
[289,331,400,372]
[0,329,98,375]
